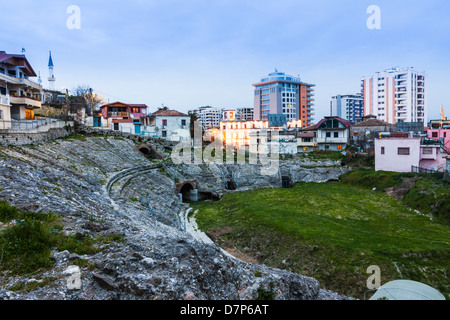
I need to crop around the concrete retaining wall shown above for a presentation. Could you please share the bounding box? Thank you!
[0,126,73,146]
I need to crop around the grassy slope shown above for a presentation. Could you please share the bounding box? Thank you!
[340,169,450,220]
[191,182,450,299]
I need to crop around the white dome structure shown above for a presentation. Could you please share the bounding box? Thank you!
[369,280,445,300]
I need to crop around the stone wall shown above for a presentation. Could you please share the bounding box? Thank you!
[0,126,73,146]
[76,123,179,150]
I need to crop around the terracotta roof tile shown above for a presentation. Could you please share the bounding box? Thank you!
[353,119,393,127]
[152,109,188,117]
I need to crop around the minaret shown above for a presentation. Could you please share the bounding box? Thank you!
[48,51,55,91]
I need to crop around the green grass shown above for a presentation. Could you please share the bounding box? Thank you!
[191,182,450,299]
[0,200,123,276]
[341,169,450,221]
[339,169,416,191]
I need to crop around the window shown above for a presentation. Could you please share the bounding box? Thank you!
[432,132,438,138]
[334,132,339,138]
[381,147,385,155]
[0,110,2,119]
[326,132,331,138]
[181,119,186,126]
[398,147,410,155]
[337,145,343,150]
[162,119,167,126]
[422,147,433,155]
[162,131,167,138]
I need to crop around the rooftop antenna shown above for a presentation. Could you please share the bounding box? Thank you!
[21,48,26,53]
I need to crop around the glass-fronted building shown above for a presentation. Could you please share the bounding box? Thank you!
[253,71,315,128]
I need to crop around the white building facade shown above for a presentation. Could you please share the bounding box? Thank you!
[362,67,427,124]
[331,94,363,123]
[189,106,222,130]
[144,109,191,142]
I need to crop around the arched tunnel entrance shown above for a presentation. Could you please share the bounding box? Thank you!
[180,183,194,202]
[226,179,237,190]
[136,145,165,160]
[176,181,198,203]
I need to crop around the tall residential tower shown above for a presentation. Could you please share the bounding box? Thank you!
[361,67,427,124]
[253,70,315,128]
[331,94,364,123]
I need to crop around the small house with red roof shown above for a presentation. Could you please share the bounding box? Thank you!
[0,50,42,124]
[300,116,352,151]
[143,108,190,141]
[100,101,148,133]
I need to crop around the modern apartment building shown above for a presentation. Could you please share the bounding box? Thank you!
[236,107,254,121]
[0,50,42,123]
[189,106,223,130]
[331,94,363,123]
[253,70,315,128]
[361,67,427,124]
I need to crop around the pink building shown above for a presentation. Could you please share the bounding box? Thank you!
[99,101,148,133]
[375,135,449,172]
[425,128,450,153]
[375,137,421,172]
[420,143,447,171]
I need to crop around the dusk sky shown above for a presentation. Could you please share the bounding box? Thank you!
[1,0,449,121]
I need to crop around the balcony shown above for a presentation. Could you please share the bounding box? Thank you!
[0,72,42,91]
[10,96,41,109]
[420,147,437,160]
[317,137,347,144]
[107,111,129,118]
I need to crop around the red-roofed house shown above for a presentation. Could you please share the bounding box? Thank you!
[300,116,352,151]
[100,101,148,133]
[144,108,190,141]
[0,50,42,125]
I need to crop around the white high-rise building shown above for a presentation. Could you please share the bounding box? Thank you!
[189,106,223,129]
[330,94,364,123]
[361,67,427,124]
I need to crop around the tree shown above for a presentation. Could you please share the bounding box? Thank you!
[188,110,200,139]
[68,85,105,116]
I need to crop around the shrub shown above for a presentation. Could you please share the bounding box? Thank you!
[0,201,120,275]
[0,218,57,273]
[0,200,20,223]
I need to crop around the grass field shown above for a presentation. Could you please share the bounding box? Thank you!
[190,181,450,299]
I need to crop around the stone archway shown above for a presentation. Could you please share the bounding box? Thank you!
[136,144,165,159]
[176,180,198,203]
